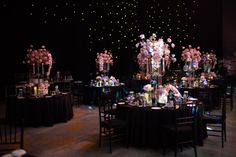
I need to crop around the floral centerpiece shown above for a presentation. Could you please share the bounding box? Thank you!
[37,80,50,96]
[155,83,182,104]
[23,45,53,77]
[201,50,217,73]
[94,75,119,87]
[164,84,182,98]
[143,84,154,92]
[136,33,176,80]
[143,84,154,105]
[181,45,201,71]
[155,85,168,104]
[95,50,113,73]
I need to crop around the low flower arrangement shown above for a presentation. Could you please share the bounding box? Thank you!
[155,84,182,104]
[143,84,154,104]
[94,75,119,87]
[143,84,154,92]
[164,84,182,98]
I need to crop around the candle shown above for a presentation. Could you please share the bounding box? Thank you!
[33,86,37,96]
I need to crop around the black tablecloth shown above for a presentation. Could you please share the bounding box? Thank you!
[116,104,205,148]
[84,85,125,105]
[6,93,73,127]
[179,86,221,111]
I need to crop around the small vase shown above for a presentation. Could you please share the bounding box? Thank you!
[144,92,152,106]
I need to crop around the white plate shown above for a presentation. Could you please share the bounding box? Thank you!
[151,107,161,110]
[188,97,198,101]
[12,149,26,157]
[118,102,125,105]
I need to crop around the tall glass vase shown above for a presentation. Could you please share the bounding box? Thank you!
[102,63,110,76]
[158,76,162,86]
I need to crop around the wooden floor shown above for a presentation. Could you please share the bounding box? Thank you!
[0,93,236,157]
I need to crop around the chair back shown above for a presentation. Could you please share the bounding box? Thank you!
[197,89,211,112]
[0,118,24,153]
[174,101,198,129]
[98,92,114,123]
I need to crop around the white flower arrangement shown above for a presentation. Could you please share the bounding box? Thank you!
[136,33,176,73]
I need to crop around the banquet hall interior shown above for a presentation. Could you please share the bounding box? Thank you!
[0,0,236,157]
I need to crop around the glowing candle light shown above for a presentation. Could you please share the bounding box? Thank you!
[33,86,37,96]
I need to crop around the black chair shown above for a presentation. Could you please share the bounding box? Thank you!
[197,89,212,112]
[202,94,226,148]
[162,100,198,157]
[98,92,128,154]
[72,81,85,107]
[0,118,24,155]
[218,77,234,111]
[225,83,234,111]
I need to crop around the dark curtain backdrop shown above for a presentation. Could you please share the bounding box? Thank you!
[0,0,224,93]
[223,0,236,57]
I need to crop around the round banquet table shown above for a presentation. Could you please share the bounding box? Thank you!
[6,93,73,127]
[116,104,205,148]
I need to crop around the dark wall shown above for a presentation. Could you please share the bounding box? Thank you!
[198,0,222,58]
[0,0,223,97]
[223,0,236,57]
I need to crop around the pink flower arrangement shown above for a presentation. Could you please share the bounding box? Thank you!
[95,50,113,72]
[96,76,102,80]
[143,84,154,92]
[164,84,182,98]
[181,45,201,70]
[201,50,217,72]
[23,45,53,77]
[136,33,176,72]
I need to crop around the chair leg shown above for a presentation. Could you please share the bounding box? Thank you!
[221,125,224,148]
[109,128,112,154]
[230,96,233,111]
[126,128,129,149]
[194,144,197,157]
[99,128,102,147]
[175,144,177,157]
[224,122,227,142]
[180,144,183,152]
[162,131,166,155]
[193,133,197,157]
